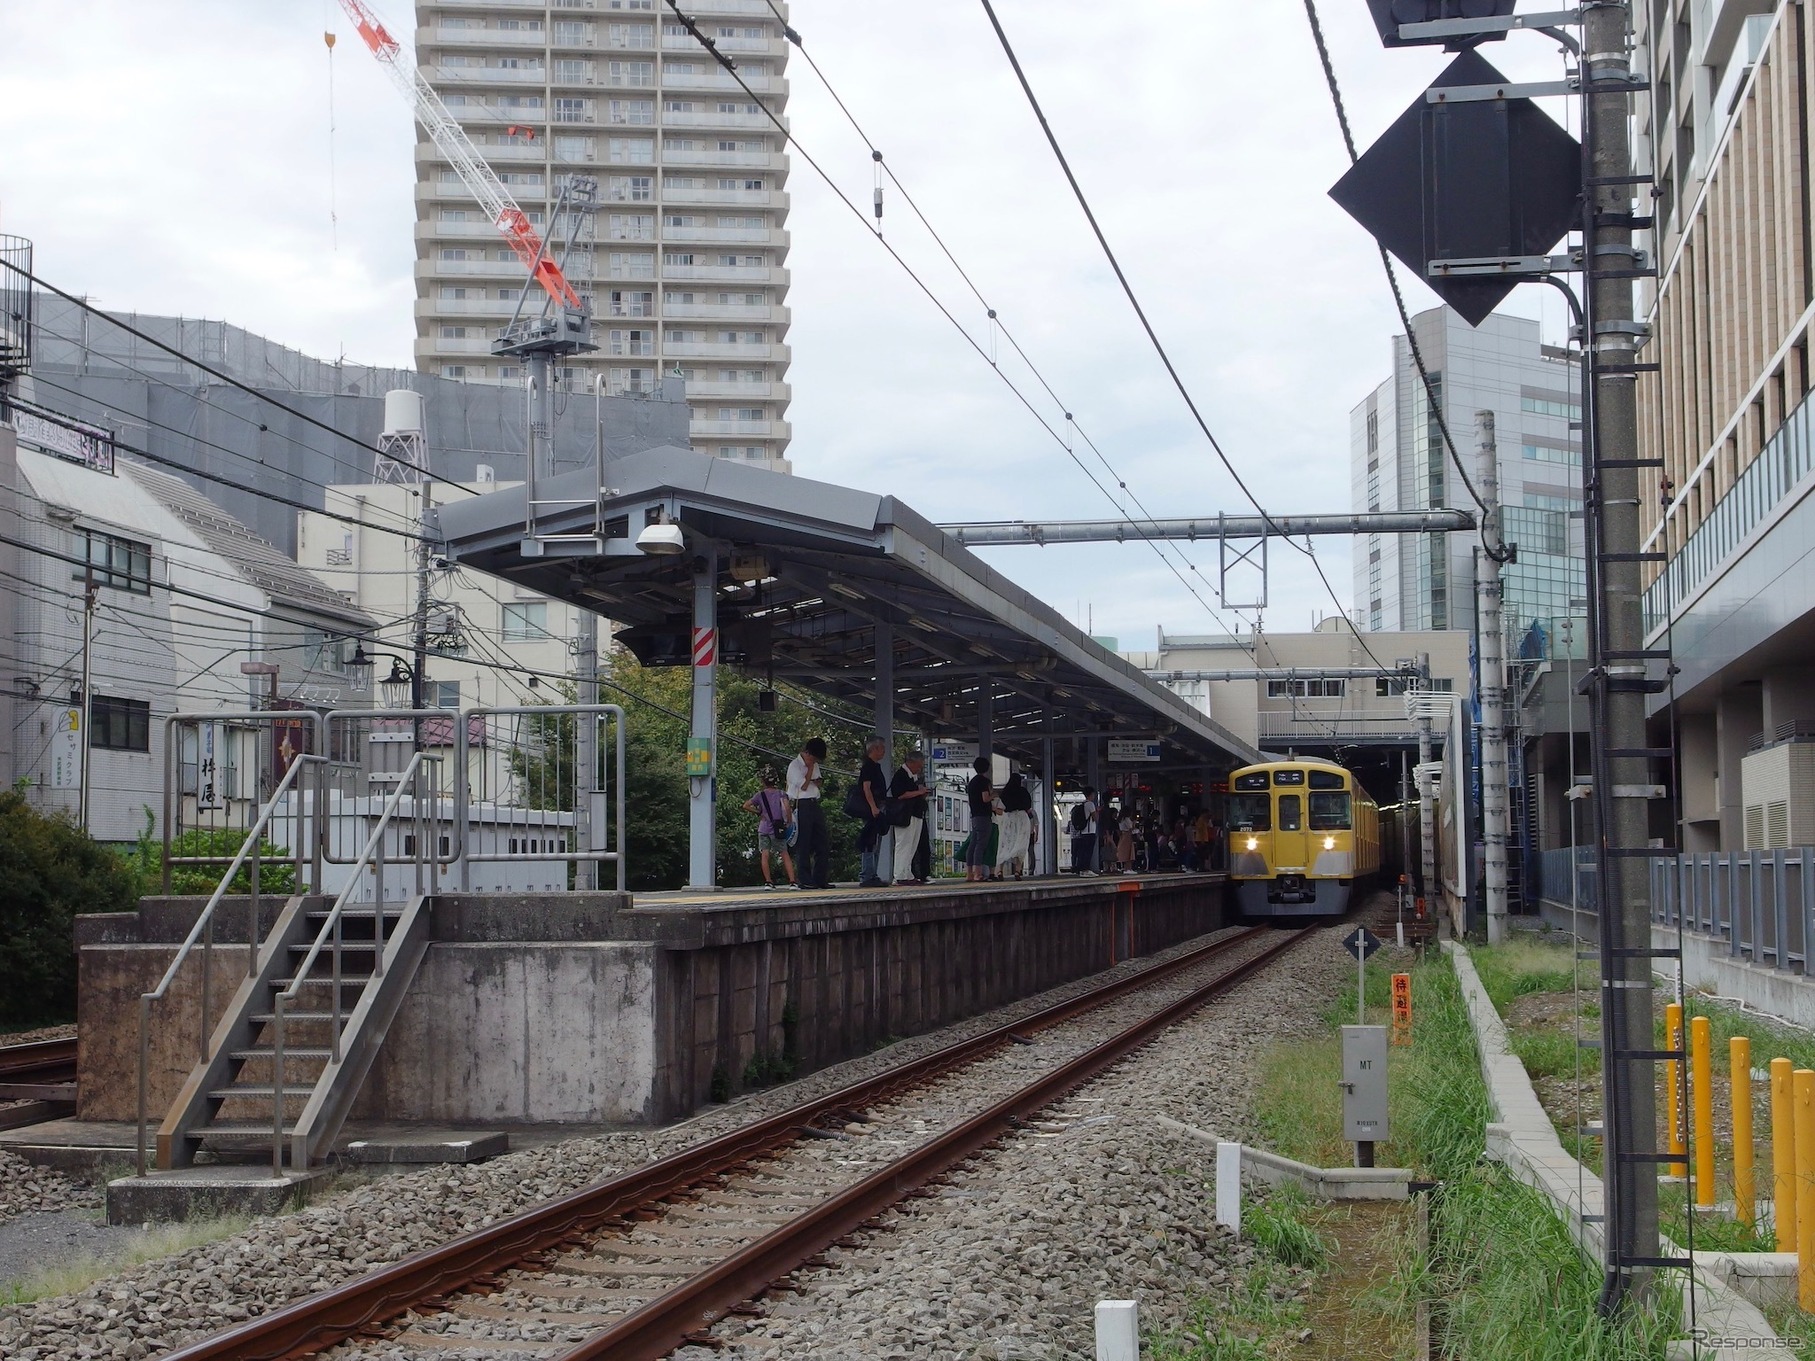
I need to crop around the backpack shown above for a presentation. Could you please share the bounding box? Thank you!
[1069,802,1089,834]
[841,781,870,820]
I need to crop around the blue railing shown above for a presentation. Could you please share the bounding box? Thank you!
[1650,849,1815,977]
[1644,387,1815,634]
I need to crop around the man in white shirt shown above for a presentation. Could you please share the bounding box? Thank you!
[787,736,830,888]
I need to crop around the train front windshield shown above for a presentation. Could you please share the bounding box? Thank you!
[1309,792,1351,830]
[1227,793,1271,831]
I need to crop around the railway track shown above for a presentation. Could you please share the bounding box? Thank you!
[0,1035,77,1102]
[168,924,1311,1361]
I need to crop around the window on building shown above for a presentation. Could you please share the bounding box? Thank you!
[605,60,654,86]
[440,325,467,339]
[606,21,653,47]
[502,601,550,641]
[607,99,654,125]
[608,251,655,278]
[554,135,594,162]
[440,248,469,261]
[430,681,461,710]
[609,328,654,356]
[555,97,591,124]
[77,531,152,593]
[609,289,653,317]
[302,629,348,675]
[1521,393,1582,421]
[442,365,466,379]
[607,137,655,163]
[607,174,654,201]
[1265,678,1347,698]
[1522,441,1582,466]
[607,213,655,240]
[90,695,150,752]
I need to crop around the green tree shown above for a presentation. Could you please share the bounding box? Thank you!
[0,792,140,1023]
[499,651,877,891]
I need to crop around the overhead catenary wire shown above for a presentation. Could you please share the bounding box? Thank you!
[663,0,1258,659]
[977,0,1396,673]
[0,260,479,495]
[759,0,1259,659]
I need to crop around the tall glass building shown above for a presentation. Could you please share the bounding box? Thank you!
[1349,307,1585,658]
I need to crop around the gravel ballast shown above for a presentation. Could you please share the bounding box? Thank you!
[0,922,1342,1359]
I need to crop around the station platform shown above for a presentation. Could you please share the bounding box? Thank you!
[66,872,1227,1153]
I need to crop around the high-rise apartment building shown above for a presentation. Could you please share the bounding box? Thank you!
[1350,307,1585,653]
[413,0,793,472]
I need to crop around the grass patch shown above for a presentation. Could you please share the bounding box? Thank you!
[0,1213,251,1305]
[1469,933,1577,1014]
[1246,1186,1331,1271]
[1658,1181,1776,1253]
[1511,1027,1598,1080]
[1147,1256,1308,1361]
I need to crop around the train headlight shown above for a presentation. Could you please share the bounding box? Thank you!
[1323,836,1336,850]
[1245,837,1258,851]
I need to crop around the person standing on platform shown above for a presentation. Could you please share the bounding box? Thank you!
[1116,807,1136,873]
[1070,787,1098,874]
[890,750,932,885]
[741,767,795,890]
[788,736,830,889]
[1192,806,1214,872]
[1099,795,1120,875]
[965,756,996,883]
[996,772,1035,879]
[857,736,891,888]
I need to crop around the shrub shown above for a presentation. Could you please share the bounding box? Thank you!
[163,827,296,896]
[0,792,140,1023]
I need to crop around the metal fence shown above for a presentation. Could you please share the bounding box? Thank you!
[1537,845,1600,913]
[161,704,626,896]
[1650,849,1815,974]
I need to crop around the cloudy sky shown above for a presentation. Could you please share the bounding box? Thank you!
[0,1,1579,649]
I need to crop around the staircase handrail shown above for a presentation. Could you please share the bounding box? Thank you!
[271,751,441,1173]
[137,754,327,1176]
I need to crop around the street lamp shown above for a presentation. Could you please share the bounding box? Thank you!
[347,646,418,709]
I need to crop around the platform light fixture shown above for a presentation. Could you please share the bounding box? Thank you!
[635,508,686,555]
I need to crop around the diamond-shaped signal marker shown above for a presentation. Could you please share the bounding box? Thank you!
[1365,0,1513,49]
[1329,49,1582,327]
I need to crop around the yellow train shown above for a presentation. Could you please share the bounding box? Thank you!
[1225,757,1380,917]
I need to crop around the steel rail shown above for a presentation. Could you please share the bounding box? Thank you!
[0,1037,77,1079]
[163,923,1284,1361]
[558,926,1313,1361]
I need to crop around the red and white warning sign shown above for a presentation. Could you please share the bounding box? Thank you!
[692,626,717,668]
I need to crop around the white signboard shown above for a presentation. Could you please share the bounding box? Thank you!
[1106,739,1161,764]
[49,710,81,790]
[930,740,978,764]
[197,723,222,810]
[13,408,115,474]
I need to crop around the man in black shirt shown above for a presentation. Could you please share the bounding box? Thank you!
[889,751,932,884]
[857,737,890,888]
[965,756,995,883]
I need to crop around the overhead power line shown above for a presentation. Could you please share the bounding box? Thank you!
[665,0,1257,658]
[977,0,1394,672]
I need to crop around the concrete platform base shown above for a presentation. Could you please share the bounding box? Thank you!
[106,1165,333,1225]
[344,1129,508,1164]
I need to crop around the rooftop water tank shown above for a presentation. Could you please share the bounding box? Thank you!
[382,388,426,438]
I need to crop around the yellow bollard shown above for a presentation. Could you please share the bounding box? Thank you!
[1665,1002,1687,1177]
[1795,1069,1815,1312]
[1774,1058,1797,1248]
[1732,1036,1754,1230]
[1693,1015,1716,1205]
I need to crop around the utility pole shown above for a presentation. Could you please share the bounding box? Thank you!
[77,559,96,833]
[575,611,599,890]
[1477,411,1508,945]
[411,481,431,746]
[1416,651,1437,915]
[1584,0,1661,1312]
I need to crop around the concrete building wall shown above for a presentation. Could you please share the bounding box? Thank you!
[412,0,793,473]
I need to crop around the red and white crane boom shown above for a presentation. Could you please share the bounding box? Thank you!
[338,0,581,308]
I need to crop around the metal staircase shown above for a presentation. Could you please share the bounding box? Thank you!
[144,753,444,1172]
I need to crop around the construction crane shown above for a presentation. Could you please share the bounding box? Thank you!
[339,0,597,549]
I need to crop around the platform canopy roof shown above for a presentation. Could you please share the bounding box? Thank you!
[435,447,1263,772]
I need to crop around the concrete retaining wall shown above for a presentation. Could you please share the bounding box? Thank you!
[78,876,1224,1129]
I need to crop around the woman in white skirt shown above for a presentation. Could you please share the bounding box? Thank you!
[995,772,1036,880]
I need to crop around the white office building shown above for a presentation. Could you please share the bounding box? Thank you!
[413,0,793,472]
[1350,307,1586,656]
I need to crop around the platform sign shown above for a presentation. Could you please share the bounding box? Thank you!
[1391,972,1412,1047]
[197,723,222,810]
[930,740,977,764]
[1106,739,1161,764]
[685,736,712,777]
